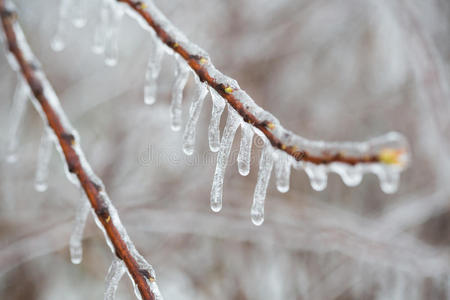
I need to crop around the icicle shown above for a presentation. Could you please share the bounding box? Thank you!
[69,192,91,264]
[182,75,208,155]
[144,37,164,105]
[104,258,126,300]
[329,163,363,187]
[34,128,53,192]
[376,166,400,194]
[169,57,189,131]
[92,0,109,54]
[5,78,28,163]
[71,0,87,28]
[104,3,123,66]
[250,143,274,226]
[237,123,254,176]
[274,151,291,193]
[304,163,328,191]
[208,87,226,152]
[340,165,363,187]
[210,105,241,212]
[51,0,71,51]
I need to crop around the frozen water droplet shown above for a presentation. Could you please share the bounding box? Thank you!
[34,128,53,192]
[237,123,254,176]
[208,87,226,152]
[330,163,363,187]
[5,77,28,164]
[340,166,363,187]
[104,258,126,300]
[92,0,109,54]
[70,192,91,264]
[50,37,65,52]
[210,105,240,212]
[377,166,400,194]
[71,0,87,28]
[251,144,274,226]
[182,75,208,155]
[169,57,189,131]
[144,38,164,105]
[274,151,291,193]
[104,3,123,66]
[51,0,71,52]
[304,163,328,191]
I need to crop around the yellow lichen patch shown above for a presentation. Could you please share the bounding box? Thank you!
[379,148,405,165]
[106,215,111,223]
[199,57,207,65]
[266,122,275,130]
[173,42,179,48]
[149,277,155,282]
[224,86,233,94]
[140,3,148,9]
[281,144,287,150]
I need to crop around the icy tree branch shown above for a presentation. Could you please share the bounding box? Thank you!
[117,0,410,167]
[0,2,159,299]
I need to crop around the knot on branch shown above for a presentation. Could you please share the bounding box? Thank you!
[139,269,153,280]
[61,132,75,145]
[95,204,110,222]
[1,9,16,22]
[28,76,43,97]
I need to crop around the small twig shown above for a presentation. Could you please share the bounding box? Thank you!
[0,2,156,299]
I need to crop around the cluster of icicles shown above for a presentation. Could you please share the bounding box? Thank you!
[47,0,409,225]
[2,1,162,299]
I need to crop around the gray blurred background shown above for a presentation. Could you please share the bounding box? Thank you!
[0,0,449,299]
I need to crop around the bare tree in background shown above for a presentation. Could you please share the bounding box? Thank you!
[0,0,449,299]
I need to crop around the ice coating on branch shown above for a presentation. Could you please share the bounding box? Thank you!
[237,123,254,176]
[208,87,226,152]
[144,34,164,105]
[34,128,53,192]
[5,77,28,163]
[274,151,291,193]
[251,139,274,226]
[104,257,126,300]
[3,9,160,299]
[92,0,109,54]
[210,105,241,212]
[71,0,87,28]
[51,0,71,51]
[149,280,164,300]
[70,191,91,264]
[104,2,123,66]
[169,56,190,131]
[182,75,208,155]
[289,132,409,193]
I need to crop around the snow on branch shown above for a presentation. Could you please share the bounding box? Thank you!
[0,1,161,299]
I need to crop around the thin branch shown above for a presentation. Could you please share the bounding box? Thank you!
[118,0,408,167]
[0,2,156,299]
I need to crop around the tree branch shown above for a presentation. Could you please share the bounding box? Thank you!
[0,2,157,299]
[118,0,409,168]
